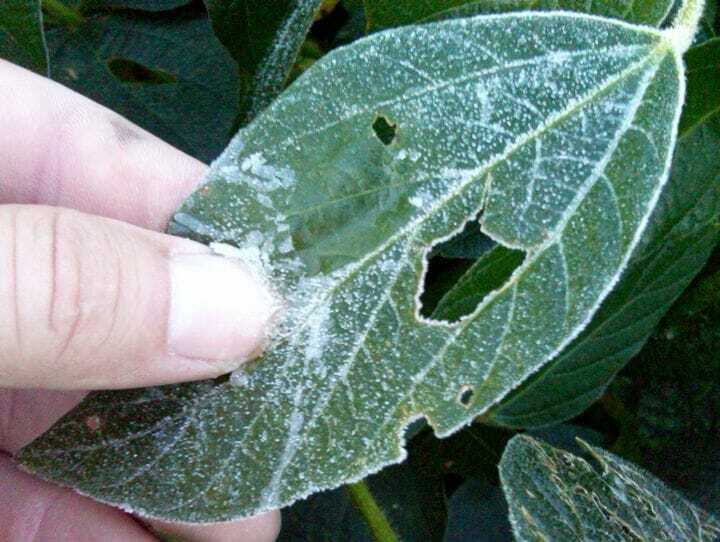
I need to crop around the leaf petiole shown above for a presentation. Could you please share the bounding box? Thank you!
[667,0,705,53]
[345,480,401,542]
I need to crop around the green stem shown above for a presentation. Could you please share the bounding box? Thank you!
[43,0,84,28]
[668,0,705,54]
[345,480,401,542]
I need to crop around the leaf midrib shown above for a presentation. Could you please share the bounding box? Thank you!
[272,42,669,492]
[272,44,648,223]
[282,38,666,349]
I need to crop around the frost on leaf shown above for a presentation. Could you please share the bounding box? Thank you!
[500,435,720,541]
[20,13,684,521]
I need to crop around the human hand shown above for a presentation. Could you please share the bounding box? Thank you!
[0,59,280,541]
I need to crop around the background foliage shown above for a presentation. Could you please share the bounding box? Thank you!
[2,0,720,539]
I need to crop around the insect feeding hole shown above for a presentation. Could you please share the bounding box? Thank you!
[372,114,398,145]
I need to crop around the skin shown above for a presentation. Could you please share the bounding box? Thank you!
[0,59,281,542]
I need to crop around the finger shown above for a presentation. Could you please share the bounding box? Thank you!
[0,454,156,541]
[0,389,85,454]
[0,59,206,230]
[0,205,278,389]
[145,512,281,542]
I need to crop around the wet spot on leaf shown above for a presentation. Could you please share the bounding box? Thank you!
[372,114,397,145]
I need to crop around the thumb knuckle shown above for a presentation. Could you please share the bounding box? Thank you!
[0,206,122,372]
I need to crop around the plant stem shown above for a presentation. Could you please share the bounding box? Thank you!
[43,0,84,28]
[668,0,705,53]
[346,480,400,542]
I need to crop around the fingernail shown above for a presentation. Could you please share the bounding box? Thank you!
[168,249,278,364]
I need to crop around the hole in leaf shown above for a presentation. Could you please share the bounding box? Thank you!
[372,114,397,145]
[107,57,177,85]
[458,386,474,407]
[420,219,525,322]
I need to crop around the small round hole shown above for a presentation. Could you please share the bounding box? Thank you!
[458,386,474,407]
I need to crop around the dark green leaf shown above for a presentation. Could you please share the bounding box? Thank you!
[489,39,720,427]
[608,304,720,517]
[83,0,192,11]
[432,246,525,322]
[431,221,496,259]
[679,38,720,134]
[203,0,321,123]
[0,0,48,74]
[47,8,239,162]
[500,435,720,541]
[444,479,512,542]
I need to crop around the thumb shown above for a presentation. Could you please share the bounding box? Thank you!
[0,205,278,389]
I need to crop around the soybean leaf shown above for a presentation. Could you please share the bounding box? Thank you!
[488,37,720,427]
[364,0,674,31]
[432,246,525,320]
[608,303,720,516]
[203,0,321,123]
[431,221,496,259]
[46,8,239,162]
[679,38,720,133]
[442,424,601,542]
[21,12,688,520]
[83,0,192,10]
[0,0,48,74]
[500,435,720,541]
[444,479,512,542]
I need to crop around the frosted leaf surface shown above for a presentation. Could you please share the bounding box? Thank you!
[500,435,720,541]
[20,12,685,521]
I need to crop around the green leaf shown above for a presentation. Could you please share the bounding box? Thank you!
[442,424,601,542]
[203,0,321,123]
[46,8,239,162]
[21,14,686,520]
[364,0,674,31]
[500,435,720,541]
[679,38,720,133]
[488,37,720,427]
[444,479,512,542]
[0,0,48,74]
[431,221,496,259]
[83,0,192,11]
[432,246,525,321]
[608,303,720,516]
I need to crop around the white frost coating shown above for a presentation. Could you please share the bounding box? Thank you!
[245,0,320,118]
[240,152,296,192]
[259,393,305,508]
[665,0,706,54]
[229,370,250,387]
[301,301,331,361]
[408,187,434,209]
[24,10,696,525]
[501,436,720,541]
